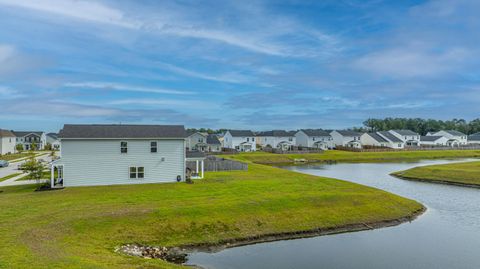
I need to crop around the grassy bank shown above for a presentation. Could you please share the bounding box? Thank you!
[0,153,34,162]
[0,163,423,268]
[228,150,480,164]
[392,161,480,187]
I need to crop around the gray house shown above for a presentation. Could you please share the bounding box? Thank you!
[52,124,187,188]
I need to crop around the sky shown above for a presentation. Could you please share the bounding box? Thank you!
[0,0,479,132]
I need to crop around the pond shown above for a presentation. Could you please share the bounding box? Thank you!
[186,159,480,269]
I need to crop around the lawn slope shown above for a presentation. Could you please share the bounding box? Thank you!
[0,163,423,269]
[228,150,480,164]
[392,161,480,187]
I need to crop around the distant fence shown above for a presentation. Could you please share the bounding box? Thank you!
[186,156,248,172]
[336,145,480,152]
[262,146,324,154]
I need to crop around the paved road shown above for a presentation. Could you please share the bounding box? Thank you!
[0,153,54,186]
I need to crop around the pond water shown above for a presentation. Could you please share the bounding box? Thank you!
[186,159,480,269]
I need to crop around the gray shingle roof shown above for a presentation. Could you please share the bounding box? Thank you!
[257,130,294,137]
[378,131,403,143]
[300,129,331,137]
[186,151,206,159]
[444,130,466,136]
[468,135,480,141]
[421,136,444,142]
[367,132,388,143]
[206,134,221,145]
[12,131,43,137]
[391,129,419,136]
[334,130,362,136]
[228,130,254,137]
[58,124,186,139]
[0,129,15,137]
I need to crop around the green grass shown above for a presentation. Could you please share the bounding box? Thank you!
[228,150,480,164]
[0,173,23,182]
[16,171,52,181]
[0,153,34,162]
[392,161,480,187]
[0,163,422,269]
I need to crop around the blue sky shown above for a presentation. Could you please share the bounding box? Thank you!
[0,0,479,132]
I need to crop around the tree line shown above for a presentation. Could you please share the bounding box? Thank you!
[354,118,480,135]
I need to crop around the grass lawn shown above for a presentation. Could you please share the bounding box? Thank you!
[0,153,34,162]
[391,161,480,187]
[0,173,23,182]
[0,163,423,269]
[16,171,52,181]
[228,150,480,164]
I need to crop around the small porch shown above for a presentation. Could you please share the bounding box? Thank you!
[313,141,329,150]
[50,161,64,188]
[186,151,206,180]
[277,141,294,151]
[193,142,209,152]
[239,142,253,152]
[346,140,362,149]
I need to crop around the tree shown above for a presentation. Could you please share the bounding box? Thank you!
[31,142,38,151]
[22,156,45,182]
[16,144,24,152]
[44,143,52,151]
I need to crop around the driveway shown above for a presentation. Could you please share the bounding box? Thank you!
[0,153,54,186]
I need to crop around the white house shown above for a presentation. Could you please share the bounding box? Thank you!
[330,130,362,149]
[51,124,187,188]
[185,131,222,152]
[468,133,480,145]
[388,130,421,146]
[256,130,296,150]
[295,129,333,150]
[13,131,47,150]
[427,130,468,146]
[223,130,256,152]
[420,136,449,146]
[360,132,404,149]
[46,133,61,150]
[0,129,16,155]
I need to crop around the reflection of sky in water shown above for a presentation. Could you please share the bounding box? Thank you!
[187,159,480,269]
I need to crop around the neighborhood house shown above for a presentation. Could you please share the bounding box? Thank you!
[51,124,187,188]
[295,129,333,150]
[13,131,47,150]
[223,130,256,152]
[185,131,222,152]
[360,132,404,149]
[0,129,16,155]
[420,136,449,146]
[389,130,420,146]
[330,130,362,149]
[256,130,296,151]
[427,130,468,147]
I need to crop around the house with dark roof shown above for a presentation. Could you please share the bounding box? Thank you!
[427,130,468,146]
[52,124,187,188]
[0,129,16,155]
[420,136,449,146]
[360,132,404,149]
[295,129,333,150]
[468,133,480,145]
[185,131,222,152]
[223,130,256,152]
[330,130,363,149]
[256,130,296,151]
[388,130,420,146]
[12,131,47,150]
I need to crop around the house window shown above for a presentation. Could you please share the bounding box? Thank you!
[199,138,203,142]
[252,137,255,142]
[313,137,316,141]
[121,142,128,153]
[129,167,144,179]
[398,144,402,147]
[151,141,157,153]
[247,138,249,142]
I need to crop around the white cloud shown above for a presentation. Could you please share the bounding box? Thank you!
[353,46,470,78]
[64,81,194,95]
[155,62,251,84]
[108,98,218,108]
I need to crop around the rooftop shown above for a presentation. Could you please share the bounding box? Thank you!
[58,124,186,139]
[391,129,419,136]
[300,129,331,137]
[227,130,255,137]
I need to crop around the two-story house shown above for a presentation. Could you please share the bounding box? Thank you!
[330,130,363,149]
[388,130,420,146]
[360,132,404,149]
[223,130,256,152]
[256,130,296,151]
[185,131,222,152]
[52,124,187,187]
[12,131,47,150]
[427,130,468,147]
[295,129,333,150]
[0,129,16,155]
[46,133,61,150]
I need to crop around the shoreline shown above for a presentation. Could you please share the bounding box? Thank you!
[120,206,426,265]
[391,173,480,189]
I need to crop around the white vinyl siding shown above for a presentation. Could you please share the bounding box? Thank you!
[59,139,185,187]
